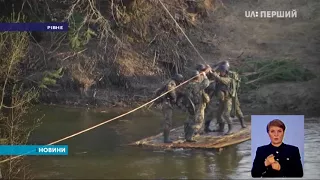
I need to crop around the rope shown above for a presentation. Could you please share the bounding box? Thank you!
[0,0,210,164]
[158,0,207,64]
[0,75,200,163]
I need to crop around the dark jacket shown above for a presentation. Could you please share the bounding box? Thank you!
[251,143,303,178]
[154,79,177,104]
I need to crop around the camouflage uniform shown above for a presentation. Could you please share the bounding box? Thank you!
[195,64,216,133]
[208,63,246,133]
[211,71,233,134]
[197,63,233,133]
[161,80,176,143]
[228,70,246,128]
[156,74,184,143]
[203,72,217,133]
[203,91,215,132]
[234,96,243,118]
[184,72,210,142]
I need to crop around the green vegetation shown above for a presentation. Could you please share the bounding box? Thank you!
[0,18,42,179]
[39,68,64,89]
[68,13,97,50]
[237,59,317,91]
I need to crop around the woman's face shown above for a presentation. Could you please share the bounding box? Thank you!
[268,126,284,145]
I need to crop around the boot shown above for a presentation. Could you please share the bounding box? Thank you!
[204,121,213,133]
[186,139,197,143]
[185,130,197,142]
[225,124,233,135]
[184,125,196,142]
[163,130,172,143]
[239,117,246,128]
[212,123,225,132]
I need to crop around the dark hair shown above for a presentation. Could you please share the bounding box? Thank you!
[266,119,286,132]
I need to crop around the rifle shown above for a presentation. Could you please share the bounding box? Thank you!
[230,93,236,118]
[230,76,240,118]
[176,92,196,115]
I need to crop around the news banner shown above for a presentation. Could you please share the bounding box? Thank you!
[0,22,68,32]
[0,145,68,156]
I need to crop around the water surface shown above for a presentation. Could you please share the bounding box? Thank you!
[28,106,320,179]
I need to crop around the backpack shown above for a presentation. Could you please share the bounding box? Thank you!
[154,85,167,104]
[228,71,241,98]
[154,80,176,104]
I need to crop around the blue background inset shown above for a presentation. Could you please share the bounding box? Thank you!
[251,115,304,167]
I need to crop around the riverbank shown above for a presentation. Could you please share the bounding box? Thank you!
[7,0,319,117]
[42,77,320,118]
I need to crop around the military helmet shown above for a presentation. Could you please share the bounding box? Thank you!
[217,64,228,72]
[213,60,230,70]
[172,73,184,83]
[196,64,206,71]
[191,70,200,78]
[220,60,230,68]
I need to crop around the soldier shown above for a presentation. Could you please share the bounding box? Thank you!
[196,63,215,81]
[210,64,234,135]
[155,73,184,143]
[203,84,216,133]
[183,70,210,142]
[196,64,216,133]
[205,61,246,133]
[196,64,206,73]
[228,70,246,128]
[218,61,246,128]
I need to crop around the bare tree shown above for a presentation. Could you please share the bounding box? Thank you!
[0,30,41,179]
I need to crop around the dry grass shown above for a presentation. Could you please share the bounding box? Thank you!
[196,0,320,115]
[117,50,160,77]
[243,78,320,115]
[207,0,320,67]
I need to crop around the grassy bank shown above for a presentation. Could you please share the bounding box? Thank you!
[237,59,316,91]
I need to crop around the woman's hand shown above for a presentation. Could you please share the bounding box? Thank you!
[264,154,275,166]
[271,161,281,171]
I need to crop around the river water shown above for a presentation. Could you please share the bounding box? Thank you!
[27,106,320,179]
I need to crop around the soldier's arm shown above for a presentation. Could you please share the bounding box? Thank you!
[251,147,269,177]
[199,74,210,90]
[167,81,177,102]
[206,71,215,80]
[205,82,215,97]
[212,72,232,86]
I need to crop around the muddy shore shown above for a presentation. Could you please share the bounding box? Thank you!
[40,76,320,117]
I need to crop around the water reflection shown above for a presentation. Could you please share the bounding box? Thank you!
[303,119,320,179]
[210,146,241,179]
[184,151,207,179]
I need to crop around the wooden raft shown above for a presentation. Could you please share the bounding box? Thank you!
[129,117,251,150]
